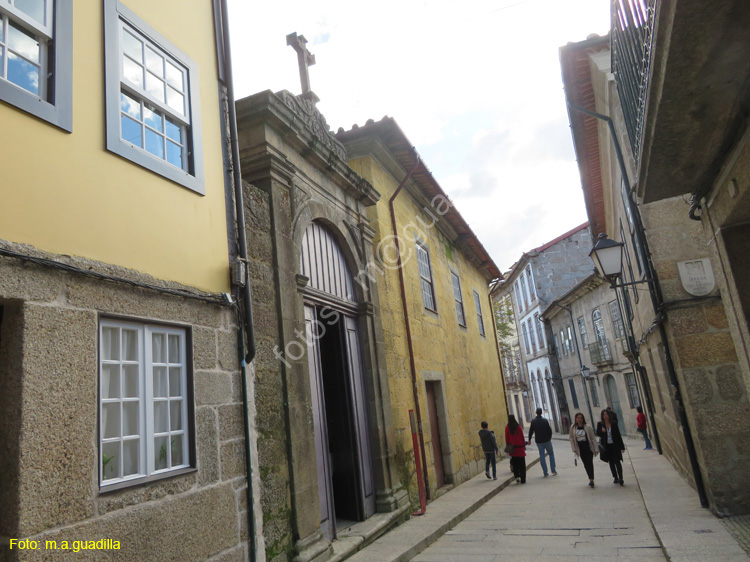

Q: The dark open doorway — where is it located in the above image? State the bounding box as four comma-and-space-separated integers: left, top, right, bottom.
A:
317, 307, 363, 525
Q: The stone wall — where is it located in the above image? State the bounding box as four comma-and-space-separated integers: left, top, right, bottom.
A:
0, 247, 250, 562
242, 181, 294, 562
533, 226, 593, 305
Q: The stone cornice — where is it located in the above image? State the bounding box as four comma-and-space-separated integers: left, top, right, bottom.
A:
235, 90, 380, 207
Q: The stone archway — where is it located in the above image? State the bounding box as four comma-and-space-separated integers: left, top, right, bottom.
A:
300, 221, 375, 540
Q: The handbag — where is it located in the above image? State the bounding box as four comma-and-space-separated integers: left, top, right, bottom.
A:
598, 441, 609, 462
504, 443, 515, 454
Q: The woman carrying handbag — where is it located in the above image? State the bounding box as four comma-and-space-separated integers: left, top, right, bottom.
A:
569, 412, 598, 487
597, 408, 626, 485
505, 415, 527, 483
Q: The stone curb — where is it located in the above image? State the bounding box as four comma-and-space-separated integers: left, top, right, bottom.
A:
347, 455, 540, 562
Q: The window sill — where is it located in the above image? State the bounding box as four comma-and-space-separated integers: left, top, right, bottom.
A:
98, 467, 197, 495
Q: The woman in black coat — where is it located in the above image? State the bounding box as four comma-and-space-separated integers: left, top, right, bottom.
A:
597, 409, 625, 485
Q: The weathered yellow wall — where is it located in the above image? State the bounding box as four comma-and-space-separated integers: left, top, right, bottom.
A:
349, 156, 507, 494
0, 0, 229, 292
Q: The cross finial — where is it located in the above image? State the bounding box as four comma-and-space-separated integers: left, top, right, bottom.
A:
286, 32, 319, 103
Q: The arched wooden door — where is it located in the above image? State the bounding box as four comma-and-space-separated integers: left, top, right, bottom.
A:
300, 222, 375, 540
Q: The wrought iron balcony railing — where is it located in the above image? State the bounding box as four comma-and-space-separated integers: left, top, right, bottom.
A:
589, 339, 613, 365
611, 0, 656, 162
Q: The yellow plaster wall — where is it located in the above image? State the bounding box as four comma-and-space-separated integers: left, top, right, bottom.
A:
349, 156, 507, 491
0, 0, 229, 292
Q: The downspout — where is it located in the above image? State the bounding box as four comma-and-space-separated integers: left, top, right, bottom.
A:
389, 151, 431, 504
218, 0, 258, 559
567, 103, 708, 508
488, 288, 511, 421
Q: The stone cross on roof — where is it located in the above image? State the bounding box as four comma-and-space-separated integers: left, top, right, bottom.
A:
286, 32, 319, 103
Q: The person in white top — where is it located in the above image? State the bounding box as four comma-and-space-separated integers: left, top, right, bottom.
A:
568, 412, 599, 488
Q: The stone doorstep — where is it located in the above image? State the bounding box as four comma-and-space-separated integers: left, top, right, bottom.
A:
329, 503, 411, 562
343, 456, 541, 562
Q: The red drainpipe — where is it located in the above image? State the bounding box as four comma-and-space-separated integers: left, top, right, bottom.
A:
389, 151, 431, 506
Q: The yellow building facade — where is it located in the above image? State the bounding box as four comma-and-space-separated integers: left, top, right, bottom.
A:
338, 119, 508, 498
0, 1, 257, 560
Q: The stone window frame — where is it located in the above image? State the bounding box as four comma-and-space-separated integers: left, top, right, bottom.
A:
589, 378, 600, 407
568, 379, 580, 410
103, 0, 205, 194
472, 290, 485, 337
0, 0, 73, 131
577, 315, 589, 349
626, 371, 640, 408
450, 271, 466, 327
415, 240, 437, 313
528, 318, 537, 352
99, 317, 196, 491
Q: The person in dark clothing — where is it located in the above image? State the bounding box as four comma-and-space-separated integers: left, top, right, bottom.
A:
597, 409, 626, 485
505, 415, 527, 483
478, 421, 498, 480
527, 408, 557, 477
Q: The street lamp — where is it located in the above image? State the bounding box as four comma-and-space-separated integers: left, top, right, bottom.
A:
581, 365, 590, 379
589, 233, 624, 285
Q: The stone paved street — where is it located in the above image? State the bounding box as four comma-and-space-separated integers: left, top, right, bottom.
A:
412, 442, 664, 561
346, 437, 750, 562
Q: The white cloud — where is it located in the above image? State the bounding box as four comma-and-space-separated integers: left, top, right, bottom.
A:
228, 0, 608, 271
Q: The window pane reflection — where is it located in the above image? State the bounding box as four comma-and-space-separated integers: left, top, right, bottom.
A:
8, 52, 39, 95
15, 0, 46, 25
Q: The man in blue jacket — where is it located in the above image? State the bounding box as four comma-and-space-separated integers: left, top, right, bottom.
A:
528, 408, 557, 477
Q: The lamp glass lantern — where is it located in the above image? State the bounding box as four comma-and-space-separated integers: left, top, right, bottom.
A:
581, 365, 591, 379
589, 233, 625, 282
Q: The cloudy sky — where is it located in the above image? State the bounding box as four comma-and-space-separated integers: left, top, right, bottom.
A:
227, 0, 610, 272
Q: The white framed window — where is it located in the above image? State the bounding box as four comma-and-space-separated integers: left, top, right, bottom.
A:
525, 266, 535, 301
608, 300, 626, 339
104, 0, 204, 194
559, 329, 567, 356
0, 0, 72, 130
416, 242, 437, 312
473, 290, 485, 337
522, 322, 530, 354
99, 319, 192, 487
451, 271, 466, 327
534, 313, 545, 349
528, 319, 537, 352
566, 325, 575, 354
577, 316, 588, 349
514, 281, 524, 313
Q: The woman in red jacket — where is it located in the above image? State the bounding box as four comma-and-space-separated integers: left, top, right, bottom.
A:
505, 415, 527, 483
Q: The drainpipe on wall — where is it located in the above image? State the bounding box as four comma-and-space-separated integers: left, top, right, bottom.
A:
217, 1, 259, 559
488, 288, 511, 423
388, 151, 431, 506
567, 103, 708, 508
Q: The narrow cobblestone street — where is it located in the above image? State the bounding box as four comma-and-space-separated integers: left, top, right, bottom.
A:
412, 442, 664, 561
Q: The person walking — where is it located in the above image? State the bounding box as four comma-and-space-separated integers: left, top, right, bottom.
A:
527, 408, 557, 477
478, 421, 498, 480
569, 412, 598, 487
636, 406, 653, 450
505, 415, 527, 484
597, 409, 626, 485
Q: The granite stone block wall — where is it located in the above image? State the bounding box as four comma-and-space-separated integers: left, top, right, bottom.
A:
0, 248, 252, 562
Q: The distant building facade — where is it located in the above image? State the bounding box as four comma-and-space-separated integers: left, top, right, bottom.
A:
544, 275, 641, 434
494, 223, 593, 433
